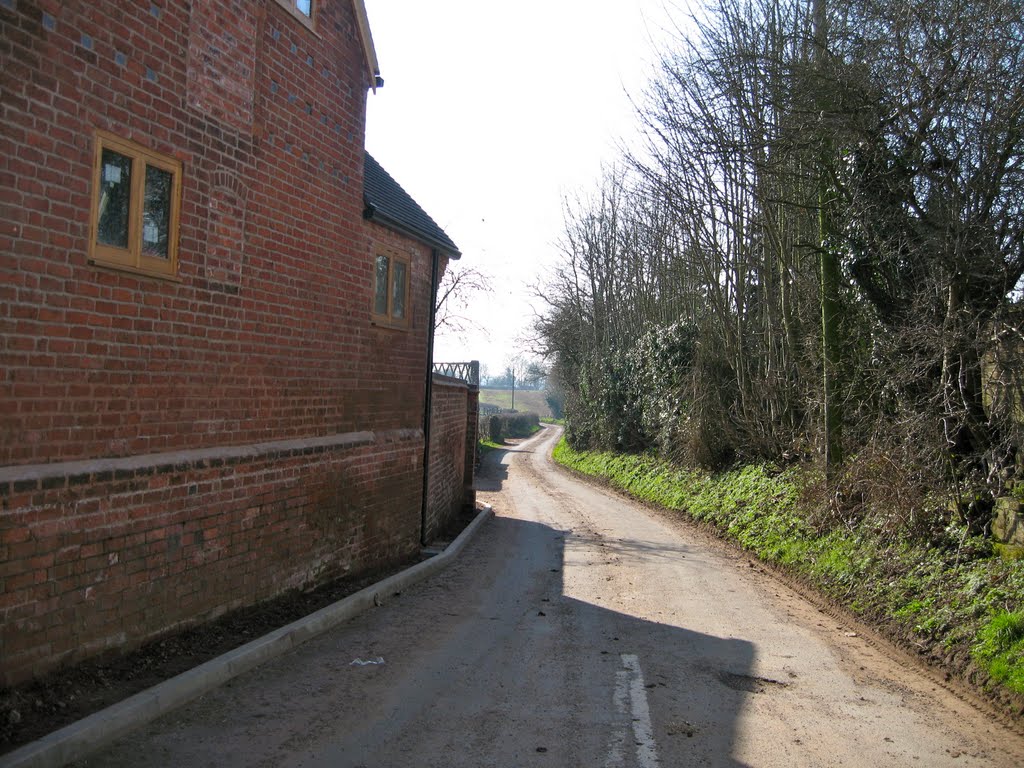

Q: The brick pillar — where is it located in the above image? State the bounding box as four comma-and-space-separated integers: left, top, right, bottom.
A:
464, 385, 479, 510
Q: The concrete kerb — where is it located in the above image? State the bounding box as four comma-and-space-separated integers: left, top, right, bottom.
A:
0, 504, 495, 768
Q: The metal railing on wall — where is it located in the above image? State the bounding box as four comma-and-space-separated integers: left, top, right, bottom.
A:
432, 360, 480, 387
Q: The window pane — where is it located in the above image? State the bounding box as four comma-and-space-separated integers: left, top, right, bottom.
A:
142, 164, 172, 259
296, 0, 312, 17
97, 149, 132, 248
374, 255, 389, 315
391, 260, 407, 320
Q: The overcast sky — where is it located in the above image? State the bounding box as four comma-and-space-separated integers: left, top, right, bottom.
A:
364, 0, 688, 375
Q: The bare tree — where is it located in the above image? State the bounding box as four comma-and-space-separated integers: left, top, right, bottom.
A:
434, 263, 493, 335
829, 0, 1024, 493
536, 0, 1024, 517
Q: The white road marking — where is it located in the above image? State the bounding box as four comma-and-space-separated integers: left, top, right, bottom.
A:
604, 670, 629, 768
605, 654, 661, 767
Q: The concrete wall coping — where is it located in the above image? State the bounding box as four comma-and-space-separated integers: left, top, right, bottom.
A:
0, 429, 424, 486
431, 373, 471, 391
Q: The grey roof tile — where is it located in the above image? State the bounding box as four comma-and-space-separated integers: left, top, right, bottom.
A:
363, 152, 461, 258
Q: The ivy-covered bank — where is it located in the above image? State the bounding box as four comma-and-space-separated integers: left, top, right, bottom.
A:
552, 438, 1024, 713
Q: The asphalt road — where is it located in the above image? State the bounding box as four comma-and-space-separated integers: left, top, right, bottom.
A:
75, 425, 1024, 767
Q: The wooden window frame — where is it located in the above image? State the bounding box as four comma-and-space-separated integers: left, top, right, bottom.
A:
273, 0, 317, 33
88, 130, 182, 280
371, 249, 411, 329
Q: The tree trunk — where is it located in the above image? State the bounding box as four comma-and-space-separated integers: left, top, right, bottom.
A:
814, 0, 843, 471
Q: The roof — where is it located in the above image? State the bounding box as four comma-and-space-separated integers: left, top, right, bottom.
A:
363, 152, 462, 258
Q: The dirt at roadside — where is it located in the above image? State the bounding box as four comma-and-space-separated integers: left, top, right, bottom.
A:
0, 503, 482, 756
0, 559, 421, 754
551, 447, 1024, 731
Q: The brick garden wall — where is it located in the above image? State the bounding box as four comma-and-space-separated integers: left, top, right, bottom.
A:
425, 375, 477, 541
0, 431, 422, 685
465, 387, 479, 494
0, 1, 445, 685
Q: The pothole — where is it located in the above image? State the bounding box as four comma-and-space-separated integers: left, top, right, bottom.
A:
716, 670, 791, 694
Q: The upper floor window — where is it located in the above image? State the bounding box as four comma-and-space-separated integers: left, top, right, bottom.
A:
88, 131, 182, 279
275, 0, 316, 30
373, 251, 410, 327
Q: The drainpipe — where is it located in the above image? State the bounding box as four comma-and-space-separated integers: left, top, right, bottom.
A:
420, 248, 441, 547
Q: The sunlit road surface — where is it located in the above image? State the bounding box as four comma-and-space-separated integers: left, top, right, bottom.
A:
76, 426, 1024, 767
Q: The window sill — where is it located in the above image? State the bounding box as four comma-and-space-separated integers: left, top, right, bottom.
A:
89, 258, 183, 283
371, 317, 410, 331
271, 0, 321, 38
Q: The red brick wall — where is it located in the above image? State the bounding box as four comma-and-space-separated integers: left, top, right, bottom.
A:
0, 432, 423, 685
0, 1, 443, 684
426, 375, 469, 540
363, 221, 437, 426
465, 387, 479, 508
1, 0, 425, 466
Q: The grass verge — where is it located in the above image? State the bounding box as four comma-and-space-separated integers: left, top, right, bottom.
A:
477, 424, 542, 461
552, 438, 1024, 715
478, 389, 552, 417
478, 439, 503, 459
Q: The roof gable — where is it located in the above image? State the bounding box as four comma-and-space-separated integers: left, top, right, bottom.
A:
352, 0, 381, 91
363, 152, 461, 258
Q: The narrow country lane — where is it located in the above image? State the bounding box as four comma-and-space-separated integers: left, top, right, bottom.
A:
75, 425, 1024, 767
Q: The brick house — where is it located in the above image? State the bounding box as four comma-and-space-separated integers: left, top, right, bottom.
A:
0, 0, 467, 686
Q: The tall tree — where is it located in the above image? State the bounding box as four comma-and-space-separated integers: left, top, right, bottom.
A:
813, 0, 844, 469
536, 0, 1024, 510
834, 0, 1024, 478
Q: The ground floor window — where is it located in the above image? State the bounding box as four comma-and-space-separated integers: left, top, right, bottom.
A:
89, 131, 182, 278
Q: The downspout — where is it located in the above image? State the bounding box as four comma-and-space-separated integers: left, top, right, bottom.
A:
420, 248, 441, 547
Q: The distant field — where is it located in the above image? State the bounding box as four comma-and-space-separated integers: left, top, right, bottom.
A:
479, 388, 553, 418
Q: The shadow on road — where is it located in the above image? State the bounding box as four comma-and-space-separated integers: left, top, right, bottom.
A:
569, 529, 697, 563
473, 448, 509, 492
69, 445, 759, 768
474, 426, 554, 493
438, 511, 759, 767
465, 424, 758, 765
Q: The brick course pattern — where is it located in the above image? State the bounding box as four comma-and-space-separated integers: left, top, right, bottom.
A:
0, 1, 448, 684
0, 431, 422, 685
425, 375, 475, 540
0, 0, 416, 465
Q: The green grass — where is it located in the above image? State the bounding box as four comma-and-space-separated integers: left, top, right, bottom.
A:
478, 439, 503, 457
479, 388, 552, 417
552, 437, 1024, 699
974, 611, 1024, 692
478, 424, 541, 454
